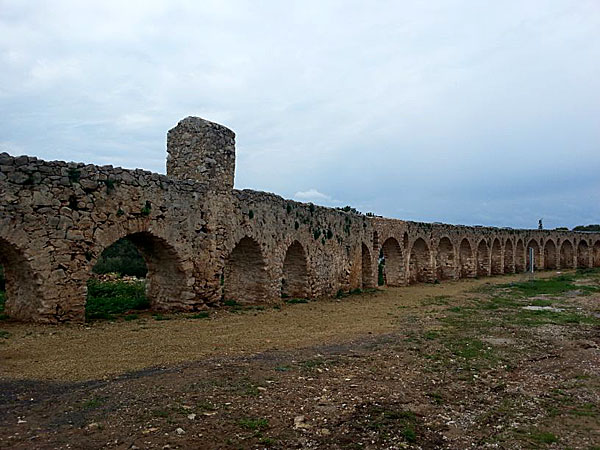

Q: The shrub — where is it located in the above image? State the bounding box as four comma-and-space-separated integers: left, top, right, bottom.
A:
92, 238, 147, 278
86, 279, 148, 320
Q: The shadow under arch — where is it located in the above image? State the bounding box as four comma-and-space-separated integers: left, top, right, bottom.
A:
380, 237, 404, 286
577, 240, 590, 268
361, 243, 374, 289
0, 236, 42, 320
224, 236, 269, 305
544, 239, 557, 270
90, 231, 191, 313
526, 239, 541, 271
409, 237, 432, 284
560, 240, 574, 268
282, 240, 309, 299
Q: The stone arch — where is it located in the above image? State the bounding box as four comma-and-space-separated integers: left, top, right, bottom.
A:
476, 239, 490, 277
380, 237, 404, 286
361, 242, 374, 289
408, 238, 432, 284
491, 238, 502, 275
436, 237, 455, 281
224, 236, 269, 305
459, 238, 475, 278
0, 237, 42, 321
504, 239, 514, 273
544, 239, 557, 270
91, 231, 191, 312
515, 239, 525, 272
526, 239, 541, 271
281, 240, 309, 299
577, 240, 590, 268
594, 241, 600, 268
560, 240, 574, 269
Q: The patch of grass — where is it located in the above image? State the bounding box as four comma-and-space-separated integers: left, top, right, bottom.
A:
152, 409, 170, 418
224, 299, 240, 307
365, 407, 418, 443
446, 337, 493, 360
188, 312, 210, 319
82, 397, 104, 409
86, 279, 148, 321
152, 314, 171, 321
123, 314, 138, 321
0, 290, 4, 312
285, 298, 309, 304
274, 365, 291, 372
0, 330, 9, 339
512, 309, 599, 327
421, 295, 451, 306
528, 431, 558, 444
238, 417, 269, 431
427, 392, 444, 405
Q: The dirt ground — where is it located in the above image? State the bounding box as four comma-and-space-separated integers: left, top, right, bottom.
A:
0, 271, 599, 449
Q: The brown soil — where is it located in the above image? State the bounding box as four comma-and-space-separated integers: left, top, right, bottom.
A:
0, 271, 599, 449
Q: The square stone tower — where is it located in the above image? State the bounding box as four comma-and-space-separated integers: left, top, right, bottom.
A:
167, 117, 236, 192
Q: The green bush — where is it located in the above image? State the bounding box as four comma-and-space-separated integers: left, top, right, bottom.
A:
86, 279, 148, 320
93, 238, 147, 278
0, 290, 5, 314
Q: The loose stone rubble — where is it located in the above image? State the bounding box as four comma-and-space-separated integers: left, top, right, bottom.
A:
0, 117, 599, 323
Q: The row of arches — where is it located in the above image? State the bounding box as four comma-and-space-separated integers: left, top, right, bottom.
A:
375, 235, 600, 287
1, 230, 600, 321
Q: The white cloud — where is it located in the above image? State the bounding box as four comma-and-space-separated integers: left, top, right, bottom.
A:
294, 189, 331, 202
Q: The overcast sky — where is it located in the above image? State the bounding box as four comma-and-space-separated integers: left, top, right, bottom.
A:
1, 1, 599, 229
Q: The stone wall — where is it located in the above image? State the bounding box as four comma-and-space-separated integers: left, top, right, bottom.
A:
1, 117, 599, 323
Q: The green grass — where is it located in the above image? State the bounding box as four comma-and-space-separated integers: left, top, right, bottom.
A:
86, 279, 148, 321
285, 298, 309, 304
238, 417, 269, 431
528, 431, 558, 444
0, 290, 4, 312
0, 330, 9, 339
188, 311, 210, 319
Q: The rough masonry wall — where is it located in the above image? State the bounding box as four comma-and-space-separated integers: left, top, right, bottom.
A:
1, 116, 599, 323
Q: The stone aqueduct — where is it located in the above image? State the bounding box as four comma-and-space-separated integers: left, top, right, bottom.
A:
1, 117, 599, 323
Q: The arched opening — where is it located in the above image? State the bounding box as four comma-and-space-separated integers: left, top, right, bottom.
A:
225, 237, 269, 305
594, 241, 600, 268
436, 237, 455, 281
577, 240, 590, 268
515, 239, 525, 272
526, 239, 541, 271
0, 237, 41, 321
281, 241, 309, 299
560, 240, 574, 269
380, 237, 404, 286
491, 238, 502, 275
89, 232, 189, 320
476, 240, 490, 277
361, 243, 374, 288
504, 239, 514, 273
544, 240, 557, 270
459, 238, 475, 278
409, 238, 432, 284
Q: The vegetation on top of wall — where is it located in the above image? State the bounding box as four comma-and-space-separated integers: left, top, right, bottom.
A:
92, 238, 147, 278
555, 227, 569, 231
337, 205, 362, 215
573, 224, 600, 232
